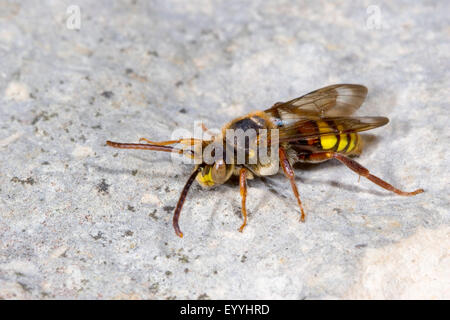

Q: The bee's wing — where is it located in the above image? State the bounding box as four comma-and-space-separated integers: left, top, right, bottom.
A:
277, 116, 389, 142
265, 84, 368, 119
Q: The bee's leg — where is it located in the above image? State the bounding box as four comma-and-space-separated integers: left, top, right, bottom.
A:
139, 137, 202, 146
172, 165, 204, 238
200, 123, 217, 139
201, 123, 209, 133
279, 147, 306, 222
238, 167, 248, 232
332, 153, 424, 196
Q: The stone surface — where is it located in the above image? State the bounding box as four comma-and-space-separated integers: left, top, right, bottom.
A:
0, 0, 448, 299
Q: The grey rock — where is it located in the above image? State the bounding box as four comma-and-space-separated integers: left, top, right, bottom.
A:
0, 0, 448, 299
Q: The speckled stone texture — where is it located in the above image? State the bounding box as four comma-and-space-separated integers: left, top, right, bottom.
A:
0, 0, 448, 299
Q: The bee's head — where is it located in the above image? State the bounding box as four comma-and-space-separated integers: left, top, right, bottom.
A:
196, 159, 234, 187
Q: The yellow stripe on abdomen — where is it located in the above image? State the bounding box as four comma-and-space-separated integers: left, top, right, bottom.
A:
346, 133, 358, 152
336, 125, 348, 151
317, 121, 337, 150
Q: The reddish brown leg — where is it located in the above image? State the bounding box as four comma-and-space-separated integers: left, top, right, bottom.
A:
332, 153, 424, 196
279, 147, 306, 222
172, 166, 203, 238
200, 123, 217, 139
238, 168, 248, 232
201, 123, 209, 133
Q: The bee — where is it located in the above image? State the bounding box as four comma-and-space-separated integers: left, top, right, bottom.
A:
106, 84, 424, 237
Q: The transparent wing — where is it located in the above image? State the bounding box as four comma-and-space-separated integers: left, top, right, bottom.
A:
278, 116, 389, 142
265, 84, 368, 119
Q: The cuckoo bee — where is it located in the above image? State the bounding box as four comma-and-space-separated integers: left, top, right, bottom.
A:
106, 84, 424, 237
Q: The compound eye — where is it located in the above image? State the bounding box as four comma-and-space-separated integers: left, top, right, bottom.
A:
211, 160, 226, 183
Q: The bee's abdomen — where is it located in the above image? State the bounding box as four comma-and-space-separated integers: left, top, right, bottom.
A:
315, 120, 360, 154
290, 120, 361, 160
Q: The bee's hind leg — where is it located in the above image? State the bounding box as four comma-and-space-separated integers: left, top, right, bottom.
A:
331, 152, 424, 196
279, 147, 306, 222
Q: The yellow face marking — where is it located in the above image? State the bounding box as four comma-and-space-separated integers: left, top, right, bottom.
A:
196, 167, 215, 187
336, 125, 348, 152
317, 121, 337, 150
347, 133, 357, 152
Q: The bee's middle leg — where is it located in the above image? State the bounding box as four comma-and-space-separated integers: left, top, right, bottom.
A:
279, 147, 306, 222
238, 167, 248, 232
